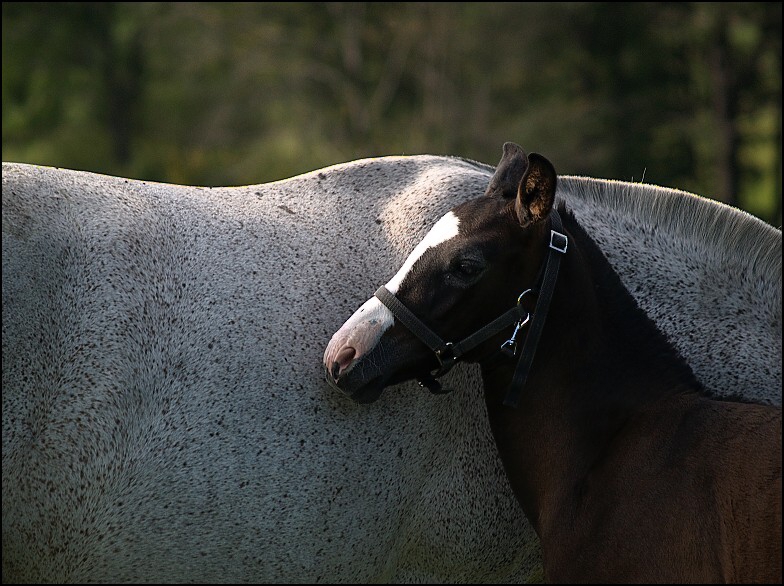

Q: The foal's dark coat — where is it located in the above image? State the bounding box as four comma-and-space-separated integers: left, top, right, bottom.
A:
482, 206, 782, 583
467, 150, 783, 583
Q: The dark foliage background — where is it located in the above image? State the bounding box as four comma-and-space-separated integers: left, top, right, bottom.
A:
3, 2, 781, 225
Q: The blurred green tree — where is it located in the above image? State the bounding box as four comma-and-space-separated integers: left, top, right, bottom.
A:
2, 2, 780, 225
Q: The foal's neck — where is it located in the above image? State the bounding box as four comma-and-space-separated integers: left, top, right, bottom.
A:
480, 209, 702, 537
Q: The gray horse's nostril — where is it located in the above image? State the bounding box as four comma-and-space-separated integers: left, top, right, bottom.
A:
331, 361, 341, 380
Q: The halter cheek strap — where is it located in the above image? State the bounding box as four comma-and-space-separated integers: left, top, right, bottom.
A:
503, 211, 567, 407
374, 210, 568, 407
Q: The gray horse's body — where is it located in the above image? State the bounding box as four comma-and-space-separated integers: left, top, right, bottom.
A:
2, 157, 781, 583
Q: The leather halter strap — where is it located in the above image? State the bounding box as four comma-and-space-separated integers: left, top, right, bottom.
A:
503, 210, 567, 407
374, 209, 568, 407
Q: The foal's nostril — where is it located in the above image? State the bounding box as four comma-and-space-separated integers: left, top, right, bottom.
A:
331, 361, 340, 380
335, 346, 357, 375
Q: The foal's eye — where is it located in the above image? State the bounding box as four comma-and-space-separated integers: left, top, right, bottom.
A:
457, 261, 480, 276
452, 259, 484, 279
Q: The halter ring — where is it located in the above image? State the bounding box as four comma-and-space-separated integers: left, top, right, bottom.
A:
517, 289, 534, 306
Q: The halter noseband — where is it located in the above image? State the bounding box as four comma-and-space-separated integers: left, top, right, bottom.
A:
374, 210, 568, 408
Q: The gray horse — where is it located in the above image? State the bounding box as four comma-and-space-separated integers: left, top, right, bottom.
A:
3, 153, 781, 583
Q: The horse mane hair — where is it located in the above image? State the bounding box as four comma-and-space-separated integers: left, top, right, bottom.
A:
558, 176, 782, 296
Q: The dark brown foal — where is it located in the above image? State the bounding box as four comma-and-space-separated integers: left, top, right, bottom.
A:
480, 208, 782, 583
478, 149, 782, 582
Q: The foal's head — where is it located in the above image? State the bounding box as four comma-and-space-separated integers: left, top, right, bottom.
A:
324, 144, 559, 403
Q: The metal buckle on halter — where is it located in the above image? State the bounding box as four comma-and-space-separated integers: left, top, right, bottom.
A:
433, 342, 457, 376
550, 230, 568, 254
500, 290, 533, 357
417, 343, 457, 394
500, 313, 530, 357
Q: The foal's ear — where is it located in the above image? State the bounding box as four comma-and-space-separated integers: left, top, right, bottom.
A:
514, 153, 557, 227
484, 142, 529, 198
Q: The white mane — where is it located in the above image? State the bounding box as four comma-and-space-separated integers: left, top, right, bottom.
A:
561, 175, 782, 293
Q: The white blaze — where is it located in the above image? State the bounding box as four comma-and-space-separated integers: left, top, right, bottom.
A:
323, 211, 461, 373
386, 211, 461, 293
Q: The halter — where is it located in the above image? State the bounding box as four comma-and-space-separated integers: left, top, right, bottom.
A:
374, 210, 568, 408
